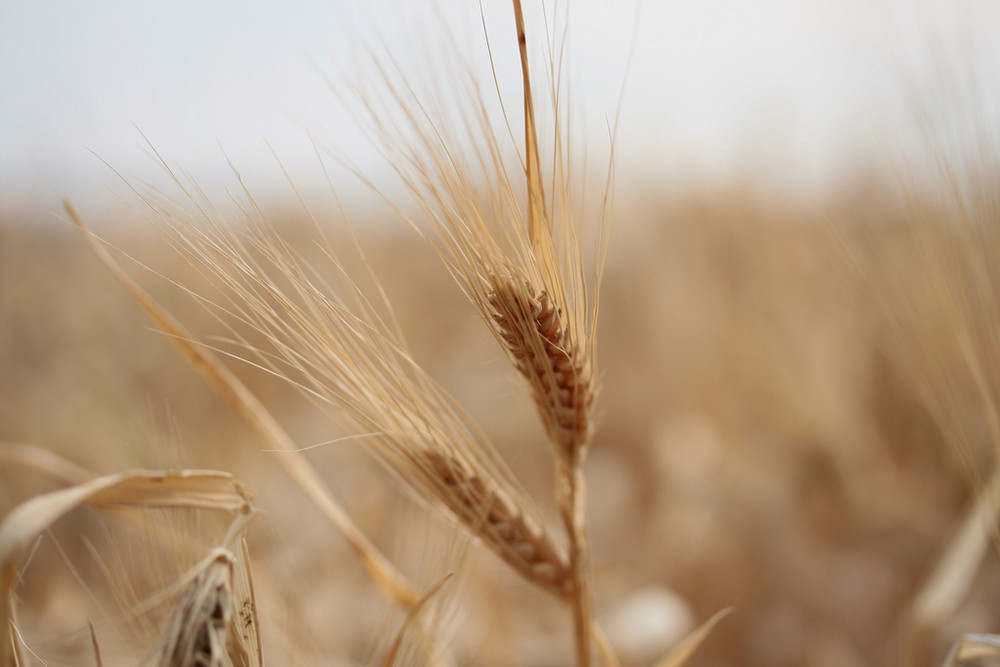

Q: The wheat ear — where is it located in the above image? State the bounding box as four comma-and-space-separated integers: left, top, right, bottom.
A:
488, 272, 594, 664
419, 449, 572, 596
348, 0, 603, 660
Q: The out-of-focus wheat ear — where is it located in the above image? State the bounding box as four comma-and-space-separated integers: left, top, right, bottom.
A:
419, 450, 573, 597
488, 276, 594, 465
157, 548, 236, 667
65, 201, 420, 610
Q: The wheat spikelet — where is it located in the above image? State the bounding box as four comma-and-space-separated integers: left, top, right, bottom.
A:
419, 449, 571, 596
488, 276, 594, 464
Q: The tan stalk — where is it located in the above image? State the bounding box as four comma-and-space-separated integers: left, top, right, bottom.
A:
511, 0, 549, 255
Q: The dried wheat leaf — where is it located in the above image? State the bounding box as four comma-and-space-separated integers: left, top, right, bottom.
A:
0, 468, 249, 666
913, 467, 1000, 632
944, 633, 1000, 665
86, 471, 250, 512
653, 608, 732, 667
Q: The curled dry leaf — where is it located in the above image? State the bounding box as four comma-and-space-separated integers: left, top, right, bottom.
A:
0, 468, 251, 666
944, 633, 1000, 666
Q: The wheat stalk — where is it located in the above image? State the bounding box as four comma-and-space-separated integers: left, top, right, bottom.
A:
349, 2, 606, 660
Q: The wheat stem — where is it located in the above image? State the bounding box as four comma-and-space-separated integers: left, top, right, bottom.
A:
559, 460, 592, 666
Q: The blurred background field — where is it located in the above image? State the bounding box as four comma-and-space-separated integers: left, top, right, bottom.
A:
2, 177, 997, 666
2, 1, 1000, 666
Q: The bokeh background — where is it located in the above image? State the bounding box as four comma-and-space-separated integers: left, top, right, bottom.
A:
2, 1, 1000, 665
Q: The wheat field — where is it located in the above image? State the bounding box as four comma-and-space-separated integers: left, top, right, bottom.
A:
2, 2, 999, 666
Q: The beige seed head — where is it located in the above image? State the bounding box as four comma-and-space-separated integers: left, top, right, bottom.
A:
488, 276, 594, 464
419, 449, 572, 597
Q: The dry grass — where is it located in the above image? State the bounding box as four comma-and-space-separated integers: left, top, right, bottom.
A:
1, 2, 999, 666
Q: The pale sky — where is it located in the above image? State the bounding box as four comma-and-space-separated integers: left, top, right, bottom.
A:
1, 0, 997, 219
